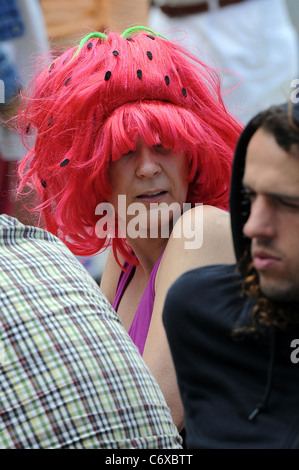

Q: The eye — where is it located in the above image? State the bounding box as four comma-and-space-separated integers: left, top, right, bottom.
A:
276, 198, 299, 210
121, 149, 135, 158
152, 144, 171, 155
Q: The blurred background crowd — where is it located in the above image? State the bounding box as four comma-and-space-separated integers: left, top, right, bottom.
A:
40, 0, 299, 48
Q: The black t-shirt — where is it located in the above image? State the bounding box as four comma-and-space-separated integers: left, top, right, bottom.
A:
163, 264, 299, 449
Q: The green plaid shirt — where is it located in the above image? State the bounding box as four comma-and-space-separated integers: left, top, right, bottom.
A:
0, 215, 182, 449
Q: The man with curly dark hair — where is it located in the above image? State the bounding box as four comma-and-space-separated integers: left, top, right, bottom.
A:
162, 101, 299, 449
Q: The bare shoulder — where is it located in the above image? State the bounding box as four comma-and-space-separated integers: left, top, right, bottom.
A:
175, 204, 232, 239
155, 205, 235, 291
100, 248, 122, 305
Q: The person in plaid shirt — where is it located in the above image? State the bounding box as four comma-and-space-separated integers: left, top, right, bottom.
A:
0, 214, 182, 449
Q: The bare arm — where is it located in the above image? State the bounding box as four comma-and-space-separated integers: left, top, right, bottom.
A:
142, 205, 236, 430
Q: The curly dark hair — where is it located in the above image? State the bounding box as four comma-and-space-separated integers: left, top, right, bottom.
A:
237, 250, 299, 335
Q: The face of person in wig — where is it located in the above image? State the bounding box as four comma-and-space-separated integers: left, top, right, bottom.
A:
107, 138, 189, 239
243, 127, 299, 302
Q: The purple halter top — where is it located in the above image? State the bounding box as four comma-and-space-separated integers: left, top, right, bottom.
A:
112, 252, 164, 355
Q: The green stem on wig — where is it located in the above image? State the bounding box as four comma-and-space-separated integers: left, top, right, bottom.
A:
121, 26, 168, 40
69, 31, 108, 62
68, 27, 167, 64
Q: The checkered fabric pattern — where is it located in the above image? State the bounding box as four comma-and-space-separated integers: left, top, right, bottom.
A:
0, 215, 182, 449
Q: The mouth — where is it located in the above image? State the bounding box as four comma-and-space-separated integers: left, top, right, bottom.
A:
136, 190, 168, 200
252, 251, 281, 271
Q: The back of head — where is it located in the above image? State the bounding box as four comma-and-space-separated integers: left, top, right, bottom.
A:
17, 27, 242, 261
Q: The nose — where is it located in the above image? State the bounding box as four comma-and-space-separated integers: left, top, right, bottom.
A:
243, 195, 276, 241
135, 144, 161, 179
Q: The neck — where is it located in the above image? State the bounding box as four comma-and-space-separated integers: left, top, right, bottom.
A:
126, 236, 167, 277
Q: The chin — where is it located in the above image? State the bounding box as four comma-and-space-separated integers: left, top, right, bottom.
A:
260, 283, 299, 303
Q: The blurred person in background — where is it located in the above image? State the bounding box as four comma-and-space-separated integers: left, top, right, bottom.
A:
149, 0, 298, 124
0, 0, 49, 220
0, 0, 107, 283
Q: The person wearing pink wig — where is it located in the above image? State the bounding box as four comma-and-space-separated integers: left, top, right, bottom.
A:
17, 26, 242, 432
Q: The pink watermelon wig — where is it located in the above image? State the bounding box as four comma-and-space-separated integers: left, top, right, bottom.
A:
17, 26, 242, 264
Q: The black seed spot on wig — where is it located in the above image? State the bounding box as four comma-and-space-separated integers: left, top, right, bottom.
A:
182, 87, 187, 97
126, 37, 132, 41
60, 159, 70, 167
41, 179, 47, 188
26, 123, 31, 134
104, 71, 112, 81
87, 42, 93, 49
137, 69, 142, 79
146, 51, 153, 60
112, 50, 119, 56
65, 77, 71, 86
165, 75, 170, 85
147, 35, 155, 40
48, 116, 53, 126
